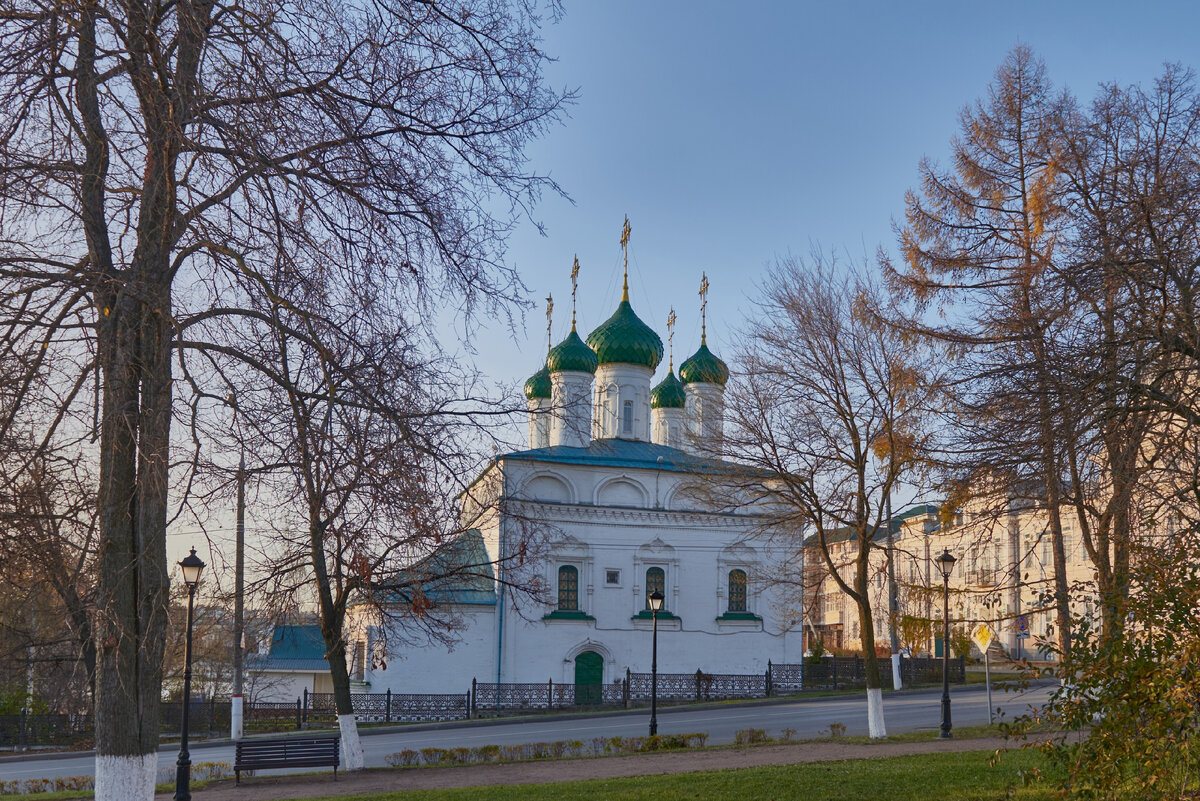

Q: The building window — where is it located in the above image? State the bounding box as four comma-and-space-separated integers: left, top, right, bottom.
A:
728, 569, 747, 612
558, 565, 579, 611
353, 640, 366, 681
645, 566, 665, 609
622, 400, 634, 434
605, 569, 621, 586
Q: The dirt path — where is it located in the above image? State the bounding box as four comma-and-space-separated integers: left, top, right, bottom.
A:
174, 736, 1018, 801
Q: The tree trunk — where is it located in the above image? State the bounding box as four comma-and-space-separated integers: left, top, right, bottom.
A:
311, 523, 364, 771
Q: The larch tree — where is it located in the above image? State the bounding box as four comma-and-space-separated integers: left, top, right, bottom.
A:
0, 2, 569, 797
885, 45, 1077, 658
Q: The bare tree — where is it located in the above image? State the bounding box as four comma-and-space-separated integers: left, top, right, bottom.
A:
723, 254, 938, 738
0, 2, 568, 796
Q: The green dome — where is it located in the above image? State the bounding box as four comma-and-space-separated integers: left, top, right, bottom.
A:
546, 329, 598, 374
586, 300, 664, 369
650, 370, 687, 409
524, 364, 551, 400
679, 342, 729, 387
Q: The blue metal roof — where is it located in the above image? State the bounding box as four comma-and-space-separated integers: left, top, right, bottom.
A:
268, 625, 326, 660
390, 530, 497, 606
502, 438, 744, 474
245, 655, 329, 673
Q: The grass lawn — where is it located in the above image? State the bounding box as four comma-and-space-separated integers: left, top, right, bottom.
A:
300, 749, 1058, 801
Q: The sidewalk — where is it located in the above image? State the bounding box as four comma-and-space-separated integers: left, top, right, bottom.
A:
162, 735, 1024, 801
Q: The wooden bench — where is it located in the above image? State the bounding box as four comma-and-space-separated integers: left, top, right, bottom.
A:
234, 735, 340, 784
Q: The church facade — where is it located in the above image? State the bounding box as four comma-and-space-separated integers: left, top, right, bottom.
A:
351, 266, 803, 697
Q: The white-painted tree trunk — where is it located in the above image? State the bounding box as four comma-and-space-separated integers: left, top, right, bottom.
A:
94, 753, 157, 801
891, 652, 903, 690
338, 714, 364, 770
866, 688, 887, 738
231, 695, 243, 740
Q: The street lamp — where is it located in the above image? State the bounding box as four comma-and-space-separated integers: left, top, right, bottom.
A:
648, 589, 664, 737
175, 547, 205, 801
934, 548, 957, 739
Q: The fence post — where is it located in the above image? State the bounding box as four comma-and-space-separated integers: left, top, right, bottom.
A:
471, 678, 476, 719
694, 669, 701, 702
832, 657, 838, 690
385, 688, 392, 723
624, 668, 630, 709
766, 660, 773, 697
295, 697, 302, 730
302, 687, 308, 727
18, 708, 27, 750
547, 678, 553, 710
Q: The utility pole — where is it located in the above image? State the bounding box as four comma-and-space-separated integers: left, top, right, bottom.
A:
231, 452, 246, 740
885, 492, 902, 689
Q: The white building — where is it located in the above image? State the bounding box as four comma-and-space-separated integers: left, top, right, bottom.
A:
352, 276, 802, 698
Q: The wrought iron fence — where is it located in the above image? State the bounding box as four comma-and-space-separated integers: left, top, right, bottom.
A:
469, 678, 624, 714
779, 655, 966, 691
626, 669, 769, 702
0, 712, 92, 748
304, 690, 469, 723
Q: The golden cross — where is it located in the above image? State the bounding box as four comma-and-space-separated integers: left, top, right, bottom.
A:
570, 255, 580, 329
545, 293, 553, 354
620, 216, 631, 301
667, 307, 677, 371
699, 272, 710, 344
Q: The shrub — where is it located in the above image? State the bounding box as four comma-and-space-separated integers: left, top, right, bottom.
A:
827, 722, 846, 738
420, 747, 448, 765
386, 749, 420, 767
734, 728, 770, 745
475, 744, 501, 762
780, 727, 797, 741
565, 739, 585, 757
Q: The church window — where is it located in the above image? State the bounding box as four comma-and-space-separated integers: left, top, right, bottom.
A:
645, 566, 665, 610
622, 400, 633, 434
727, 569, 747, 612
558, 565, 579, 611
352, 640, 366, 681
605, 569, 621, 586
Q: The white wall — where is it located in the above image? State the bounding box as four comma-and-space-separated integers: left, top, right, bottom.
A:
366, 456, 802, 695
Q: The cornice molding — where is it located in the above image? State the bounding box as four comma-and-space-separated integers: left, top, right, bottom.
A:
507, 499, 760, 528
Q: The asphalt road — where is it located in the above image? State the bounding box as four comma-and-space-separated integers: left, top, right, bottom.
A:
0, 682, 1054, 784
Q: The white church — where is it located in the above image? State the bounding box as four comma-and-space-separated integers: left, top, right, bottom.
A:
351, 243, 802, 697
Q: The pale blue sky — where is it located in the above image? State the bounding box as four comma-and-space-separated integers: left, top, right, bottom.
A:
465, 0, 1200, 400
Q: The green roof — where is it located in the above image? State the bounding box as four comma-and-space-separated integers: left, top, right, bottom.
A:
246, 624, 329, 672
524, 363, 551, 400
396, 530, 497, 606
547, 329, 598, 374
586, 299, 663, 369
650, 370, 687, 409
679, 341, 729, 386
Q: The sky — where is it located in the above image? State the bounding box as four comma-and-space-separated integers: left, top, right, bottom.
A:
173, 1, 1200, 575
466, 1, 1200, 395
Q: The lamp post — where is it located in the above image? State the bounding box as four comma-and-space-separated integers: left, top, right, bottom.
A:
935, 548, 957, 739
175, 547, 205, 801
648, 589, 664, 737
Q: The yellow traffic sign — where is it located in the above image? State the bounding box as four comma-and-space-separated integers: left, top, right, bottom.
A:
971, 622, 995, 653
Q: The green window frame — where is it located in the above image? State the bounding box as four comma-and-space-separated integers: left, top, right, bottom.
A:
645, 566, 665, 610
558, 565, 579, 611
728, 569, 748, 612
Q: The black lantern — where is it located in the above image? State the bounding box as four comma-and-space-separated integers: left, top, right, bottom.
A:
935, 549, 955, 738
648, 590, 664, 736
174, 547, 205, 800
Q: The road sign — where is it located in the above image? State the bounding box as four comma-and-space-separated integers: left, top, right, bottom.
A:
1016, 615, 1029, 632
971, 623, 995, 654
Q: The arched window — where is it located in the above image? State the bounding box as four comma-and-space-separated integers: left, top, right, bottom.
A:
558, 565, 579, 611
622, 400, 634, 434
644, 566, 665, 610
728, 569, 748, 612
